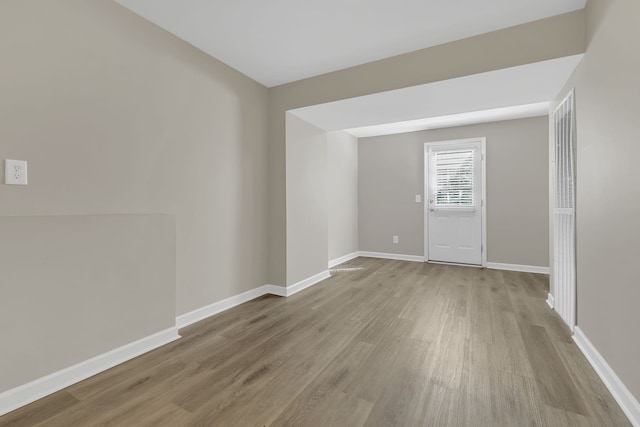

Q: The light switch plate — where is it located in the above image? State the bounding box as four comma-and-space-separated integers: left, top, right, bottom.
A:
5, 159, 28, 185
415, 195, 422, 203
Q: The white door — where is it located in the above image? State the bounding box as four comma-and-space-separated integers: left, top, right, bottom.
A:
425, 139, 485, 266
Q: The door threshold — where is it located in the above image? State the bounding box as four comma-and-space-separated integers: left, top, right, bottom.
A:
427, 260, 484, 268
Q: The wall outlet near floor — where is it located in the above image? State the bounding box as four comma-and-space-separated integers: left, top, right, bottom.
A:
5, 159, 28, 185
393, 235, 399, 244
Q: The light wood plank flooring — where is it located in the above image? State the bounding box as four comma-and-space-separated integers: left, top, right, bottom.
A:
0, 258, 631, 426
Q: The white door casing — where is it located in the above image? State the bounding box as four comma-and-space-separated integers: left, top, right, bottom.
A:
424, 138, 486, 266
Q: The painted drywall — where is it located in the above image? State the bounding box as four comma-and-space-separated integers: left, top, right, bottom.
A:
327, 131, 358, 262
0, 0, 268, 391
286, 114, 328, 285
0, 0, 269, 314
359, 117, 549, 267
0, 215, 175, 391
268, 11, 586, 285
551, 0, 640, 402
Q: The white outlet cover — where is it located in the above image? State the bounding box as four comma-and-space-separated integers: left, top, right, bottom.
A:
415, 194, 422, 203
5, 159, 28, 185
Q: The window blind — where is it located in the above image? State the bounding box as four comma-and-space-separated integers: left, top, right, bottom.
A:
434, 149, 475, 207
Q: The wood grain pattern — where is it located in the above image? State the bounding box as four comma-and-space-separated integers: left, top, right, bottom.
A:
0, 258, 631, 426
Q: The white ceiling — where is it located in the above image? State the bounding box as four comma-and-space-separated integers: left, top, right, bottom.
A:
289, 55, 583, 137
114, 0, 586, 87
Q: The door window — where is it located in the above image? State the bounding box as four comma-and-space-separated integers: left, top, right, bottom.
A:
433, 149, 475, 208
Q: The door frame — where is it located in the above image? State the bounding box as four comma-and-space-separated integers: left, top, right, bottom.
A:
423, 137, 487, 267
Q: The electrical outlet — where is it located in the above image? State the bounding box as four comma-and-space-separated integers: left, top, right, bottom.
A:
415, 195, 422, 203
5, 159, 28, 185
393, 235, 399, 244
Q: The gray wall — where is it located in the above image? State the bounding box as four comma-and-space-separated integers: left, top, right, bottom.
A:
286, 114, 328, 285
0, 0, 268, 392
0, 215, 175, 391
268, 11, 586, 285
551, 0, 640, 401
327, 131, 359, 261
359, 117, 549, 267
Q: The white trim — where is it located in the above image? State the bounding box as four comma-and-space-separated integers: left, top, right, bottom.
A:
285, 270, 331, 297
0, 327, 180, 417
0, 268, 332, 417
176, 285, 274, 329
573, 327, 640, 427
164, 270, 333, 331
264, 284, 287, 297
547, 293, 555, 309
424, 138, 487, 268
358, 251, 425, 263
328, 251, 360, 268
486, 262, 550, 274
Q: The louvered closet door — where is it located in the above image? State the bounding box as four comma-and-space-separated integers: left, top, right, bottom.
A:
553, 91, 576, 330
427, 140, 483, 265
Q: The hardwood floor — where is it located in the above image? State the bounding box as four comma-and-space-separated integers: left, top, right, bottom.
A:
0, 258, 630, 426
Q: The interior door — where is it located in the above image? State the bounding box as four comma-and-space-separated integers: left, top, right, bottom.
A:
426, 139, 484, 265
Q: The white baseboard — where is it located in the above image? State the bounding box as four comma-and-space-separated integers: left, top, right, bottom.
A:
176, 271, 330, 329
358, 251, 424, 263
573, 327, 640, 427
0, 327, 180, 417
264, 284, 287, 297
328, 251, 360, 268
176, 285, 273, 329
0, 268, 331, 417
547, 293, 555, 309
284, 270, 331, 297
486, 262, 550, 274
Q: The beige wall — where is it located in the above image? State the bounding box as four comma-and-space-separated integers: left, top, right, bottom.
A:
0, 0, 269, 313
0, 215, 175, 392
1, 0, 268, 391
359, 117, 549, 266
551, 0, 640, 401
286, 114, 328, 285
327, 131, 359, 261
268, 11, 586, 285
